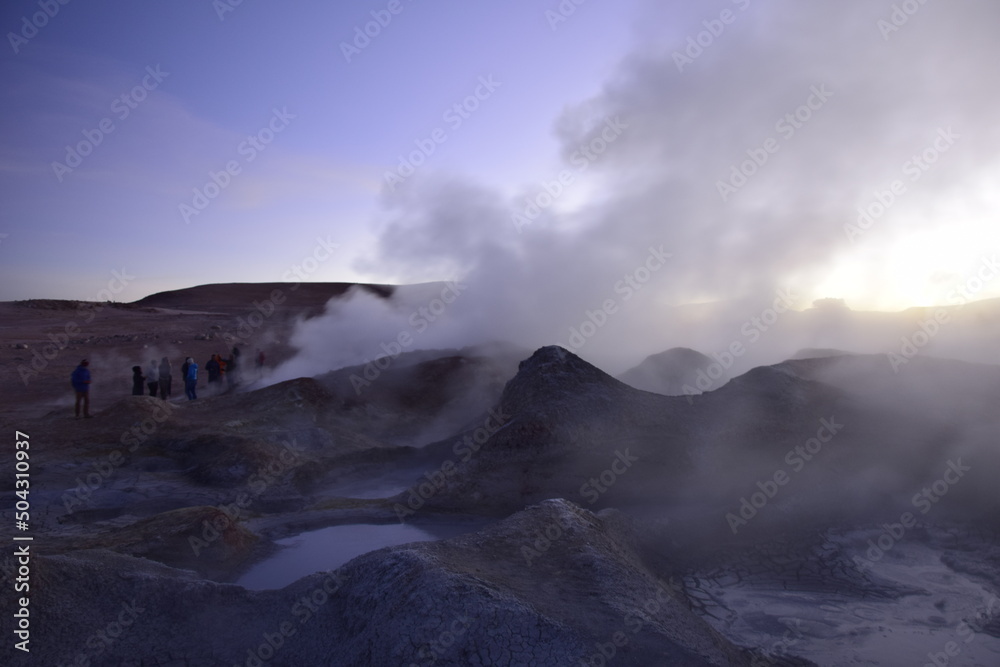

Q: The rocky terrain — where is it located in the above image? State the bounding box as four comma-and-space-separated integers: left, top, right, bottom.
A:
3, 285, 1000, 665
26, 501, 794, 666
415, 346, 1000, 527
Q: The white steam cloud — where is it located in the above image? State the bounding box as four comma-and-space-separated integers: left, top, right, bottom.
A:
271, 0, 1000, 381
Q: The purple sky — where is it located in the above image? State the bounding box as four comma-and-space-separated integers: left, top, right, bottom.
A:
0, 0, 636, 300
1, 0, 998, 312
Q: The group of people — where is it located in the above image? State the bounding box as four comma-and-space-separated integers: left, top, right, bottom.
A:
131, 357, 174, 398
71, 349, 268, 417
130, 348, 267, 401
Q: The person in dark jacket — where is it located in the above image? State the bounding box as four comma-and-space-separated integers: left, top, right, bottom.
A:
158, 357, 172, 399
206, 355, 221, 384
145, 359, 160, 397
131, 366, 145, 396
184, 357, 198, 400
226, 347, 239, 388
71, 359, 92, 418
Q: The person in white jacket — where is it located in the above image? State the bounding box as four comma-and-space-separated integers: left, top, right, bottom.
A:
145, 359, 160, 397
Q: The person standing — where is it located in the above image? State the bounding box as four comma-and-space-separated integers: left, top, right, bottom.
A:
145, 359, 160, 397
255, 349, 265, 378
206, 354, 221, 384
132, 366, 145, 396
158, 357, 172, 399
226, 347, 239, 388
71, 359, 92, 419
184, 357, 198, 400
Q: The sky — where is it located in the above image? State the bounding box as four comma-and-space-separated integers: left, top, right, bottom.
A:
1, 0, 999, 315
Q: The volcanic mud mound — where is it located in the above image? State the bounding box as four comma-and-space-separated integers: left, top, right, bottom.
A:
619, 347, 722, 395
29, 499, 790, 666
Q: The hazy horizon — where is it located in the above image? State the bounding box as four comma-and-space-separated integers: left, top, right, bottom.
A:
11, 278, 1000, 317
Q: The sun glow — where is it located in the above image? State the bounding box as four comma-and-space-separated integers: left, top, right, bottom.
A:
814, 216, 1000, 312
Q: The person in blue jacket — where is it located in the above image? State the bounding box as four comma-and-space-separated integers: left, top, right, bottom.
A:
71, 359, 92, 418
184, 357, 198, 400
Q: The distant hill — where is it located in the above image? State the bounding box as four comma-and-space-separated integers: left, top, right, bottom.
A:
132, 282, 394, 313
618, 347, 718, 395
789, 348, 852, 360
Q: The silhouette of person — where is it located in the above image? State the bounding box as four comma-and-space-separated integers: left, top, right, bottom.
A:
158, 357, 172, 399
227, 347, 240, 388
206, 355, 221, 383
145, 359, 160, 397
71, 359, 92, 418
131, 366, 145, 396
